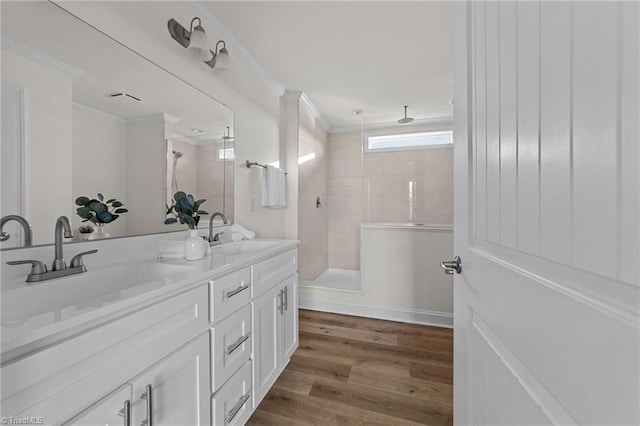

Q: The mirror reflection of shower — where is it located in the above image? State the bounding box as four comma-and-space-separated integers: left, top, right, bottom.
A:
171, 150, 183, 194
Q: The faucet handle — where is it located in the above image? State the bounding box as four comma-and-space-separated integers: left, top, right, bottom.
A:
70, 249, 98, 268
214, 232, 225, 242
7, 260, 47, 274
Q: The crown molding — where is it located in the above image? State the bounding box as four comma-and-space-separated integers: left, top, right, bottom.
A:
182, 1, 331, 133
329, 116, 454, 134
301, 93, 330, 132
1, 37, 85, 77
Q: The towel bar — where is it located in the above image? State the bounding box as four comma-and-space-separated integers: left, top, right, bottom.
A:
245, 160, 287, 175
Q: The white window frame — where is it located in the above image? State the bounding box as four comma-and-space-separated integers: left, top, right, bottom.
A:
217, 146, 235, 161
363, 127, 453, 153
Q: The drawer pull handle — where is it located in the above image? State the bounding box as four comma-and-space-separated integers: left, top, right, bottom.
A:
117, 400, 131, 426
283, 286, 288, 311
226, 333, 250, 355
279, 289, 284, 315
226, 392, 251, 424
140, 384, 153, 426
225, 283, 249, 299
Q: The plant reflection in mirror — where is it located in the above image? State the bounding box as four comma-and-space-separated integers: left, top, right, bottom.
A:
75, 193, 128, 224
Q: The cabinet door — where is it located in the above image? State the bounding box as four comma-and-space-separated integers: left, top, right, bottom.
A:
130, 333, 210, 426
280, 275, 298, 364
63, 385, 131, 426
251, 285, 281, 407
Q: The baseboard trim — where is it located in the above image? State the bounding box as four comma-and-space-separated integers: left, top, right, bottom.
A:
298, 298, 453, 329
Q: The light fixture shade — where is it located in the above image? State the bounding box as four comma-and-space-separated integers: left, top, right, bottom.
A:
187, 26, 212, 61
214, 47, 231, 73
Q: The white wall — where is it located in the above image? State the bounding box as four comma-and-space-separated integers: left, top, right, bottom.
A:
55, 1, 287, 238
125, 115, 168, 236
72, 105, 128, 238
1, 50, 73, 244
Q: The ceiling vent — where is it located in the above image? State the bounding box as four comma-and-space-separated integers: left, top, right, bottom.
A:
109, 92, 143, 103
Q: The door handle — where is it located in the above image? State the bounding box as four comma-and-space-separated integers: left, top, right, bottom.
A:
117, 400, 131, 426
140, 384, 153, 426
283, 286, 288, 311
440, 256, 462, 275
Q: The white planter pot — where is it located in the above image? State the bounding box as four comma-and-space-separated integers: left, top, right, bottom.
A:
184, 229, 206, 260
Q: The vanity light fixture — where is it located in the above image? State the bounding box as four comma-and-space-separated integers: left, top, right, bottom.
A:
167, 17, 230, 71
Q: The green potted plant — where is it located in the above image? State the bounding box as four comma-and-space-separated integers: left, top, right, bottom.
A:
75, 193, 128, 239
165, 191, 208, 260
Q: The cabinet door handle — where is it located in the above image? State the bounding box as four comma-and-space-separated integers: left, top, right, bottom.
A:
225, 283, 249, 299
226, 392, 251, 424
226, 333, 250, 356
117, 400, 131, 426
283, 286, 288, 311
279, 289, 284, 315
140, 384, 153, 426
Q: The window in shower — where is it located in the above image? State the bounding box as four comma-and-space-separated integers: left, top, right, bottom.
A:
218, 146, 235, 161
365, 130, 453, 153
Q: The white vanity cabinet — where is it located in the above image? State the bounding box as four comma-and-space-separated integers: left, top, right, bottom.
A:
64, 333, 210, 426
129, 333, 210, 426
251, 252, 299, 407
63, 386, 132, 426
1, 242, 298, 426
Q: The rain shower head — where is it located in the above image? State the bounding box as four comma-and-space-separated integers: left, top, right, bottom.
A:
172, 150, 183, 159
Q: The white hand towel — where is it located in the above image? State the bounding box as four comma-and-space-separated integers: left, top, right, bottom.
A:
261, 165, 286, 208
231, 232, 243, 242
230, 223, 256, 240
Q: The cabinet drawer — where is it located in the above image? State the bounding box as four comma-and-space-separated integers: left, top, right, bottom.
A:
251, 249, 297, 297
211, 305, 251, 392
2, 285, 208, 421
210, 267, 251, 323
212, 360, 253, 426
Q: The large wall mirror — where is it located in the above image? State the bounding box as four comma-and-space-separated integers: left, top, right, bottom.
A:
0, 1, 234, 248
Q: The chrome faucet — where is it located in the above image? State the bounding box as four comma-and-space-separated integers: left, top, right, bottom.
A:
53, 216, 73, 271
6, 215, 98, 283
0, 215, 33, 246
208, 212, 228, 245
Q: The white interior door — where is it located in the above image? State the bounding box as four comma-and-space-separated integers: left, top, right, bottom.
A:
1, 83, 25, 247
452, 1, 639, 425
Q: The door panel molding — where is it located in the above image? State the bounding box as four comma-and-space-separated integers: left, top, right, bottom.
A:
471, 311, 574, 425
470, 244, 639, 327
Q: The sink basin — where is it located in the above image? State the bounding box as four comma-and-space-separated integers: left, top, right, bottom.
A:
211, 240, 278, 256
1, 261, 196, 327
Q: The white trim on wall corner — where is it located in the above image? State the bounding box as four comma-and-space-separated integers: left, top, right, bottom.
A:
1, 37, 85, 77
299, 298, 454, 329
182, 2, 331, 133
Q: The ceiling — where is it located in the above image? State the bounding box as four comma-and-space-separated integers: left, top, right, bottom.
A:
204, 1, 453, 130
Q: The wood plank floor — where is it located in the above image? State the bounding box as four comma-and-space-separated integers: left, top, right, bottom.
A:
247, 309, 454, 425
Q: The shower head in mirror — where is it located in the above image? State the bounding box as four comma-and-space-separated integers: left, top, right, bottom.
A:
172, 150, 183, 159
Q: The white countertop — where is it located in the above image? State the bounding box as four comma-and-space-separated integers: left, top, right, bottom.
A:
1, 238, 297, 362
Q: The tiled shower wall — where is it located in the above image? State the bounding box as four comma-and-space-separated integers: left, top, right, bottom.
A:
298, 106, 329, 282
328, 130, 453, 271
